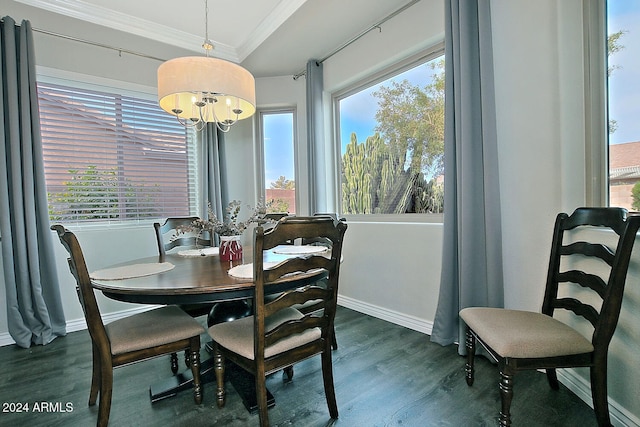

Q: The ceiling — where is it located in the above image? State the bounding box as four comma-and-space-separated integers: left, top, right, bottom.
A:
13, 0, 421, 78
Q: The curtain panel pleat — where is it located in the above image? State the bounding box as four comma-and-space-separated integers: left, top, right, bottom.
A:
430, 0, 504, 352
1, 16, 66, 348
200, 124, 226, 246
306, 59, 324, 214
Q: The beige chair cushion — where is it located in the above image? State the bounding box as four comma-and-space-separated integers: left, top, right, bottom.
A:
459, 307, 594, 358
209, 307, 321, 360
106, 305, 205, 356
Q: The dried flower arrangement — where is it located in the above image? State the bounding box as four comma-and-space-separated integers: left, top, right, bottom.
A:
179, 200, 267, 237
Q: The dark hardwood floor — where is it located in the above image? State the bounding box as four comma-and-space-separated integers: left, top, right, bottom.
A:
0, 307, 597, 426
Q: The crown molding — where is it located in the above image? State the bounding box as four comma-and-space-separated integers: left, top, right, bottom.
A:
16, 0, 239, 61
236, 0, 307, 61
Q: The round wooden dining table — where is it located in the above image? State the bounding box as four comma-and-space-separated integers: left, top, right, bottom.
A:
91, 253, 254, 305
89, 249, 327, 410
91, 250, 325, 305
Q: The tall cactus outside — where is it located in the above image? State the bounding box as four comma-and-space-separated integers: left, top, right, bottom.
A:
341, 133, 443, 214
341, 135, 367, 213
340, 58, 445, 214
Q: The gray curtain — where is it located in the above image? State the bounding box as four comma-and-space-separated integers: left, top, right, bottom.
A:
306, 59, 324, 214
430, 0, 503, 352
0, 16, 66, 348
200, 124, 226, 245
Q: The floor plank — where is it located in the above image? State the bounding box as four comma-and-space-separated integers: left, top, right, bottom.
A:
0, 307, 597, 426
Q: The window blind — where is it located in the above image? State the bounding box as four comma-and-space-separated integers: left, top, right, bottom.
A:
38, 81, 196, 225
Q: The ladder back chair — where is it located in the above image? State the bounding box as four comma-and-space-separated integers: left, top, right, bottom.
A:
154, 216, 212, 257
208, 216, 347, 427
154, 217, 216, 372
52, 225, 204, 427
459, 207, 640, 427
297, 212, 346, 351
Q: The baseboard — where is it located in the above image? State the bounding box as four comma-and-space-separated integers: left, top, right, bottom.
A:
337, 294, 433, 335
558, 369, 640, 427
0, 332, 16, 347
0, 305, 158, 348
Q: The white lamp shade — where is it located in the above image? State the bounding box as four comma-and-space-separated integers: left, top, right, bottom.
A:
158, 56, 256, 123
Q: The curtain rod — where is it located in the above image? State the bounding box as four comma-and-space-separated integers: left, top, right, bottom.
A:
292, 0, 421, 80
32, 27, 167, 62
0, 18, 166, 62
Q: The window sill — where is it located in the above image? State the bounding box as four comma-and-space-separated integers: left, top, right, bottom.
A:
342, 213, 443, 224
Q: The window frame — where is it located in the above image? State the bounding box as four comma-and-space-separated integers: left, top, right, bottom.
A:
331, 42, 445, 223
255, 108, 299, 214
36, 66, 199, 229
584, 0, 609, 206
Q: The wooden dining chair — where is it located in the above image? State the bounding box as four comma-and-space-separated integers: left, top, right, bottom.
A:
460, 207, 640, 427
208, 216, 347, 427
154, 216, 212, 257
52, 225, 204, 427
297, 212, 346, 351
154, 217, 216, 372
261, 212, 289, 223
154, 217, 215, 321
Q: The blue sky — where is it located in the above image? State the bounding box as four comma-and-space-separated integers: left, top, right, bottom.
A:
608, 0, 640, 145
262, 112, 294, 187
338, 62, 438, 153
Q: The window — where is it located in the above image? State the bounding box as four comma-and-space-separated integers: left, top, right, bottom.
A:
607, 1, 640, 210
38, 80, 196, 224
260, 110, 296, 214
335, 52, 445, 215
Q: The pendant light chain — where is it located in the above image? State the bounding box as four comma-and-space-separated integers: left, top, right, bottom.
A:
202, 0, 213, 55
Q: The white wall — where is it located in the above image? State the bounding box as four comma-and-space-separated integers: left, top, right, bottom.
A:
337, 220, 442, 332
492, 0, 566, 310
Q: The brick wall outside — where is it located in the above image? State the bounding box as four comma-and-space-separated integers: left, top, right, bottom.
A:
609, 141, 640, 211
265, 189, 296, 214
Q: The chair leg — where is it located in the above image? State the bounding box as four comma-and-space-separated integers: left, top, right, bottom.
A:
321, 348, 339, 419
590, 364, 612, 427
170, 352, 179, 374
188, 339, 202, 405
283, 366, 294, 382
89, 345, 100, 406
256, 366, 270, 427
464, 328, 476, 386
184, 349, 191, 368
213, 345, 226, 408
498, 370, 514, 427
97, 359, 113, 427
331, 325, 338, 350
546, 368, 559, 390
